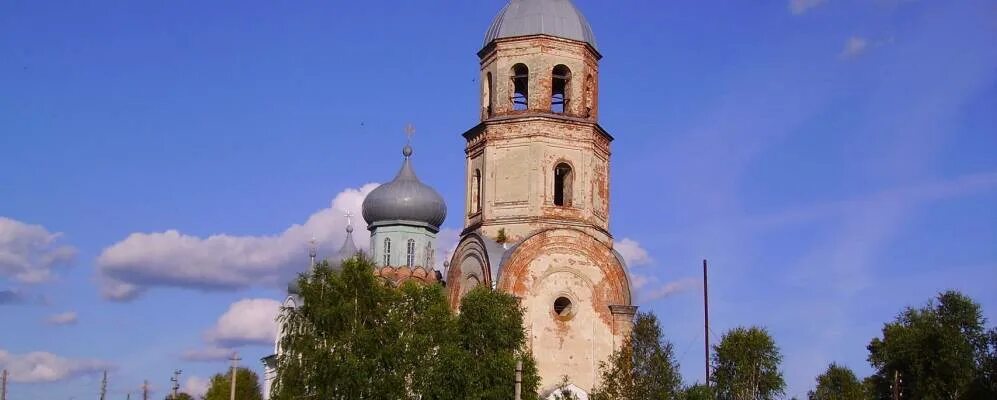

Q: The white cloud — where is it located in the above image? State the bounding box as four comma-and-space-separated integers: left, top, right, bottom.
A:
611, 238, 692, 302
182, 346, 235, 362
840, 36, 869, 59
789, 0, 827, 15
96, 184, 378, 300
205, 298, 281, 346
641, 278, 699, 302
183, 376, 211, 398
0, 348, 111, 383
614, 238, 652, 267
630, 274, 651, 290
0, 217, 77, 283
46, 311, 78, 325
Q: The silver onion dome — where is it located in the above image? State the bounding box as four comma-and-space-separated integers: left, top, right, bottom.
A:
484, 0, 597, 49
362, 145, 447, 232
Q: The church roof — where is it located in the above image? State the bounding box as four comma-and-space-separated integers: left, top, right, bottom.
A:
288, 221, 359, 295
484, 0, 597, 49
362, 144, 447, 232
331, 223, 358, 265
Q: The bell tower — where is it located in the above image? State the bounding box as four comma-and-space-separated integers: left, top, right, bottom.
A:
448, 0, 636, 396
466, 4, 609, 245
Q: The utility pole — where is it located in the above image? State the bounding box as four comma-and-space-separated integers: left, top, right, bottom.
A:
230, 352, 241, 400
704, 259, 711, 386
514, 359, 522, 400
142, 379, 149, 400
2, 368, 8, 400
308, 236, 317, 270
99, 370, 107, 400
171, 369, 182, 399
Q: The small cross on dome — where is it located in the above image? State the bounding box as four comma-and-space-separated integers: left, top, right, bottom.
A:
402, 124, 415, 158
404, 123, 416, 142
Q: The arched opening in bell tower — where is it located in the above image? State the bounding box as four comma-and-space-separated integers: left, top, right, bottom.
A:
554, 163, 574, 207
471, 169, 482, 213
551, 65, 571, 114
511, 64, 530, 111
483, 72, 493, 117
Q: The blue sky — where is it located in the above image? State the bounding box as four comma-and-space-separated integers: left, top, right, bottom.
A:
1, 0, 995, 398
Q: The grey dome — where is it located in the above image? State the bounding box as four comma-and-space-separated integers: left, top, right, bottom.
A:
484, 0, 597, 48
362, 145, 447, 231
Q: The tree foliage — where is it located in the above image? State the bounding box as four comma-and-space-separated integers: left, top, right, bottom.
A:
711, 326, 785, 400
272, 257, 538, 400
684, 383, 715, 400
452, 286, 540, 400
589, 312, 683, 400
203, 367, 262, 400
807, 363, 864, 400
974, 328, 997, 397
866, 290, 995, 399
165, 393, 194, 400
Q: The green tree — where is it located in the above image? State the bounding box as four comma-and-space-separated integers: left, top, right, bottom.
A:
807, 363, 864, 400
203, 367, 262, 400
274, 258, 427, 399
711, 326, 785, 400
969, 328, 997, 397
165, 393, 194, 400
272, 257, 539, 400
453, 286, 540, 400
867, 290, 994, 400
589, 312, 683, 400
684, 383, 715, 400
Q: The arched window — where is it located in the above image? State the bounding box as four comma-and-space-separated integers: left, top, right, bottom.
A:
406, 239, 416, 267
383, 238, 392, 266
554, 163, 573, 207
551, 65, 571, 114
511, 64, 529, 111
483, 72, 493, 117
425, 242, 434, 269
471, 169, 482, 213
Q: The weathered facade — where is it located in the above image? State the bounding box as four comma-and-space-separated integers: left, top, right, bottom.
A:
447, 0, 636, 396
263, 1, 634, 398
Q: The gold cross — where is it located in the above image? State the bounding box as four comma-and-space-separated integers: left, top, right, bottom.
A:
404, 123, 416, 142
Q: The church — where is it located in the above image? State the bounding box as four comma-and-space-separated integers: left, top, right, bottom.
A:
264, 0, 636, 398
